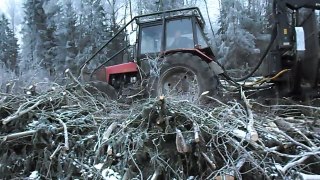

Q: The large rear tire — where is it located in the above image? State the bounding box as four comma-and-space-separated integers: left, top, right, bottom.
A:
86, 81, 118, 100
157, 52, 219, 101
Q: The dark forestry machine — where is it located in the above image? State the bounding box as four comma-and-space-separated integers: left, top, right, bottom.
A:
81, 0, 320, 101
262, 0, 320, 98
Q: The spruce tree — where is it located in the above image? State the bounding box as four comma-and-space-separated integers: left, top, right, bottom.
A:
55, 0, 78, 72
20, 0, 58, 77
216, 0, 257, 73
0, 14, 19, 74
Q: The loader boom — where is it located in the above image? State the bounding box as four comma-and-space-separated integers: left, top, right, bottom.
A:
263, 0, 320, 97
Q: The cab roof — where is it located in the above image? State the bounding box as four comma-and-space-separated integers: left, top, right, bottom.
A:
135, 7, 206, 27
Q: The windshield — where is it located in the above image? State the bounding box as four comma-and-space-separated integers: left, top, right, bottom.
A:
166, 18, 194, 50
140, 25, 162, 54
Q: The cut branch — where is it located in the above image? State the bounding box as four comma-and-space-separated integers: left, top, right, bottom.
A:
57, 118, 69, 151
102, 122, 118, 143
201, 152, 216, 170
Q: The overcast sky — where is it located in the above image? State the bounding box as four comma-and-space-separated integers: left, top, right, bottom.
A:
0, 0, 219, 21
0, 0, 220, 37
0, 0, 23, 14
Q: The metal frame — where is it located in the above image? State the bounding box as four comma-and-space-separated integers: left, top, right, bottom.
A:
80, 7, 206, 71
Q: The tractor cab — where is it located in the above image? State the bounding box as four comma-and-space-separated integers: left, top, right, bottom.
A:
137, 9, 212, 59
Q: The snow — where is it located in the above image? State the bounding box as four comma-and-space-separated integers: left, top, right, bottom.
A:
101, 168, 121, 180
94, 164, 121, 180
28, 120, 39, 127
29, 171, 39, 180
94, 163, 104, 170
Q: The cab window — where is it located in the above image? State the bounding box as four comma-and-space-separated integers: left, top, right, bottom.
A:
140, 25, 162, 54
166, 18, 194, 50
196, 24, 208, 48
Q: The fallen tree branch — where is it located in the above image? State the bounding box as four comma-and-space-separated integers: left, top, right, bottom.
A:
65, 69, 92, 96
275, 118, 317, 147
2, 99, 43, 125
57, 118, 69, 151
275, 155, 309, 174
297, 172, 320, 180
215, 154, 247, 180
150, 168, 161, 180
0, 130, 36, 142
240, 89, 259, 142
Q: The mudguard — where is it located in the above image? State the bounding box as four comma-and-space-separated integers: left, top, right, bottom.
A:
163, 48, 224, 75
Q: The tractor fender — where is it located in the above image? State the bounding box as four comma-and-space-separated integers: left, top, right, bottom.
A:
209, 61, 224, 75
163, 49, 224, 75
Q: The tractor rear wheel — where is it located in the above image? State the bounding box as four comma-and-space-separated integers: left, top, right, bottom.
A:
157, 52, 219, 102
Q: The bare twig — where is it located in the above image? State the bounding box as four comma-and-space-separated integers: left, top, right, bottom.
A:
275, 155, 309, 174
50, 144, 62, 160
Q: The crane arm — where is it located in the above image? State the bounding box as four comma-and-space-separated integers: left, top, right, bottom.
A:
273, 0, 320, 49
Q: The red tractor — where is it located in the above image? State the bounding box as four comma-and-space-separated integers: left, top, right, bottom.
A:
81, 7, 223, 101
82, 2, 320, 101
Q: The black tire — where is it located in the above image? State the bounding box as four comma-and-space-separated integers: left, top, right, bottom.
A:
86, 81, 118, 100
156, 52, 219, 101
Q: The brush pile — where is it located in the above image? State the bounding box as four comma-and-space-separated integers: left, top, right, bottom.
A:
1, 79, 320, 180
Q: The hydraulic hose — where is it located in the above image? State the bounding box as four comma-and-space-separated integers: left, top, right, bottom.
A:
219, 0, 279, 84
222, 24, 278, 83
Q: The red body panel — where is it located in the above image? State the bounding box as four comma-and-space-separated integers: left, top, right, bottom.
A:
98, 49, 212, 83
105, 62, 138, 82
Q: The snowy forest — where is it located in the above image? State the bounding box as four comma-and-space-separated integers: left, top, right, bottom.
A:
0, 0, 274, 89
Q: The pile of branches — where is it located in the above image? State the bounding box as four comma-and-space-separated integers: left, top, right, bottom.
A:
1, 78, 320, 179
